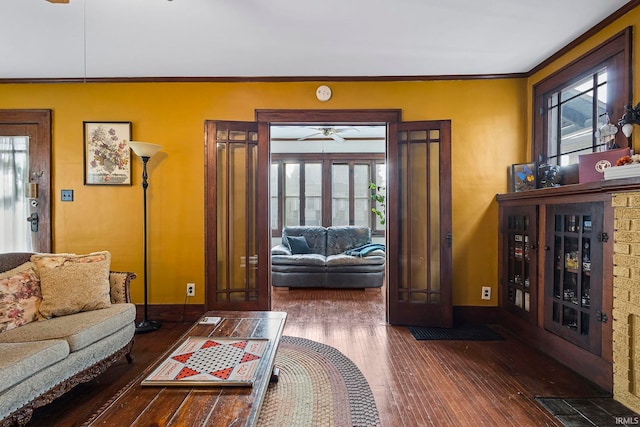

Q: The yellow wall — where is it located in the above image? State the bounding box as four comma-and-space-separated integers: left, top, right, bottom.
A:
0, 78, 526, 306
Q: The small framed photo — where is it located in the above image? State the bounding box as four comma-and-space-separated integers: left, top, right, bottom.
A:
511, 162, 537, 192
84, 121, 132, 185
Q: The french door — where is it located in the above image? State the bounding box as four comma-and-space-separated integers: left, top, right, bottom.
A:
204, 111, 452, 328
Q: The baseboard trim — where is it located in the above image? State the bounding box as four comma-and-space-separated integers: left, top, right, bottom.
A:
453, 306, 501, 325
135, 304, 206, 323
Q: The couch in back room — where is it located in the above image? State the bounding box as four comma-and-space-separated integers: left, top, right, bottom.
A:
271, 226, 385, 288
0, 251, 137, 426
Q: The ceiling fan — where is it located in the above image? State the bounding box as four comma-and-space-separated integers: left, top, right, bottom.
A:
297, 127, 360, 143
46, 0, 70, 3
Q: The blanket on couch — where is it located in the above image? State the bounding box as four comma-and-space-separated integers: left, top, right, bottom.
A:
344, 243, 386, 257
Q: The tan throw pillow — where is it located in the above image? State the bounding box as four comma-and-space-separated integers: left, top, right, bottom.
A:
0, 262, 43, 332
32, 251, 112, 318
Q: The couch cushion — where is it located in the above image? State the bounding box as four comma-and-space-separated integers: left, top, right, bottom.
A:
326, 226, 371, 255
32, 251, 112, 318
282, 226, 327, 255
271, 253, 327, 267
0, 303, 135, 352
0, 262, 43, 332
326, 253, 386, 267
0, 340, 69, 394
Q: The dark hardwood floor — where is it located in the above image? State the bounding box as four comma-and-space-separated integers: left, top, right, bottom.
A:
26, 287, 612, 426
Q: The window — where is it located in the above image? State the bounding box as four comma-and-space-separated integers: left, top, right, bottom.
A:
533, 29, 631, 170
271, 154, 385, 235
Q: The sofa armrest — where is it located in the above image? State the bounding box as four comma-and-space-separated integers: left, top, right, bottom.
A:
271, 244, 292, 256
109, 271, 136, 304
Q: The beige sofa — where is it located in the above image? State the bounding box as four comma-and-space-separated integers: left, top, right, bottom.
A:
0, 252, 137, 426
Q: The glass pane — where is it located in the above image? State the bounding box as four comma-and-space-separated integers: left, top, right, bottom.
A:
229, 144, 248, 294
304, 163, 322, 226
430, 141, 441, 293
409, 143, 428, 291
399, 144, 410, 298
0, 136, 31, 252
332, 164, 349, 226
270, 163, 279, 231
216, 143, 228, 295
354, 164, 370, 227
284, 163, 300, 226
560, 93, 593, 164
547, 104, 559, 161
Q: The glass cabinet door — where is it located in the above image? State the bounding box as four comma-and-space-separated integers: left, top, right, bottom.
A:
502, 205, 537, 321
545, 203, 603, 356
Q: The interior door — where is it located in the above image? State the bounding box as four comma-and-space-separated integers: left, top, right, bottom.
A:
204, 120, 270, 311
0, 110, 52, 253
387, 121, 452, 327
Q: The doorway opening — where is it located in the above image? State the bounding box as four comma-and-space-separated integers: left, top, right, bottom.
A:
268, 124, 388, 312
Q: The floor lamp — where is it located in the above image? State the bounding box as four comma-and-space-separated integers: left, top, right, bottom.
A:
129, 141, 163, 334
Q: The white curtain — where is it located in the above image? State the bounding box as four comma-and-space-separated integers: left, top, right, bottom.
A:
0, 136, 31, 252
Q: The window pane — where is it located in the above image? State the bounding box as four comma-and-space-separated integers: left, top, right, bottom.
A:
304, 163, 322, 226
284, 163, 300, 226
354, 164, 370, 226
270, 163, 279, 230
332, 164, 349, 226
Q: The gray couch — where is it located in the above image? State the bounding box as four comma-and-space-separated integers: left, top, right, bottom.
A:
0, 252, 136, 426
271, 226, 385, 288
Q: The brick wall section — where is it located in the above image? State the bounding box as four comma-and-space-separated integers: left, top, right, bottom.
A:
613, 192, 640, 411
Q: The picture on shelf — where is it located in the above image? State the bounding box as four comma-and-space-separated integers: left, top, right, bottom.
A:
511, 162, 537, 192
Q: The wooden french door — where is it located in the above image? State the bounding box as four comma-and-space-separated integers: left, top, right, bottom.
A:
0, 110, 52, 253
387, 121, 452, 327
204, 120, 270, 311
204, 111, 452, 327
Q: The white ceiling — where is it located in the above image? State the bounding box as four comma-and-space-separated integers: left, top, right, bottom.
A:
0, 0, 632, 79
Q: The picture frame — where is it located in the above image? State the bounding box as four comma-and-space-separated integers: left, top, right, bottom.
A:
511, 161, 537, 192
83, 121, 132, 185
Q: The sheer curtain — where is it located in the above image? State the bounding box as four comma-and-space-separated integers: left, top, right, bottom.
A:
0, 136, 31, 252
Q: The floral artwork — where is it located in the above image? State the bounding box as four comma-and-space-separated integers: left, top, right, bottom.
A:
84, 121, 132, 185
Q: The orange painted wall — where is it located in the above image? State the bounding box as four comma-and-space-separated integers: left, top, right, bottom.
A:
0, 77, 526, 306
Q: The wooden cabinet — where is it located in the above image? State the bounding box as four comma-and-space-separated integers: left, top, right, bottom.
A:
497, 186, 615, 392
500, 205, 537, 322
544, 202, 604, 356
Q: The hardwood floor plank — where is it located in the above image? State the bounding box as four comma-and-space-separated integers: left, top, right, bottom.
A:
25, 288, 610, 426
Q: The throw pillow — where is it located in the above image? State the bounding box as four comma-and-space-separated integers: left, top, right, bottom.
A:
286, 235, 312, 254
32, 251, 112, 318
0, 262, 43, 332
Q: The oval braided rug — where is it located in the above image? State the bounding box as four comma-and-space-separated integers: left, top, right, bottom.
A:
257, 336, 380, 427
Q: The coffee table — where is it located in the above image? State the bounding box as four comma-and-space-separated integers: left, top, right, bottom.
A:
84, 311, 287, 427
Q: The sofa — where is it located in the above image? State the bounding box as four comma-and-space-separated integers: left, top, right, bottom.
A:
271, 226, 385, 288
0, 251, 137, 426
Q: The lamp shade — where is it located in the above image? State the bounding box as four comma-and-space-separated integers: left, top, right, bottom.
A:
128, 141, 163, 158
623, 123, 634, 138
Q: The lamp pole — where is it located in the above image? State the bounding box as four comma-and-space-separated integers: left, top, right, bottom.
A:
128, 141, 163, 334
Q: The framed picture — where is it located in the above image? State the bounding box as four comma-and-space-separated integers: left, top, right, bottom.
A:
511, 162, 537, 192
84, 121, 132, 185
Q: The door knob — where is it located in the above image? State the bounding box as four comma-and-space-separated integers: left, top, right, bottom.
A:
26, 212, 38, 232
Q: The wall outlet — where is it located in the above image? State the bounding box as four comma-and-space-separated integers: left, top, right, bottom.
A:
481, 286, 491, 300
61, 189, 74, 202
186, 283, 195, 297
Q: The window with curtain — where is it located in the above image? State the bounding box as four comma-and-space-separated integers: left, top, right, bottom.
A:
0, 136, 31, 252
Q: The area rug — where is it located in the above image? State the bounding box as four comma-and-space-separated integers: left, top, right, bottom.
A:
537, 397, 639, 426
257, 336, 380, 427
408, 323, 504, 341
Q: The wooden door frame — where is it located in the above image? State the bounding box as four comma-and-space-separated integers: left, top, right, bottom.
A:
0, 109, 52, 253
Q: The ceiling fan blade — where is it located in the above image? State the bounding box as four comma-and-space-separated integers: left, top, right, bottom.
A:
330, 133, 346, 143
297, 132, 322, 141
47, 0, 70, 3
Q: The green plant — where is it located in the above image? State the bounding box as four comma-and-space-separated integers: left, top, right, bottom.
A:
369, 182, 386, 225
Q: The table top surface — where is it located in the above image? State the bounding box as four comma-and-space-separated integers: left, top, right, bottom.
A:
84, 311, 287, 427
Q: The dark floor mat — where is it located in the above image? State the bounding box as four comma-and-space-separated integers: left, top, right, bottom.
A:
407, 324, 504, 341
537, 397, 638, 427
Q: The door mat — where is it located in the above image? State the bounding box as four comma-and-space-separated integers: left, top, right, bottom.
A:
407, 324, 504, 341
537, 397, 639, 426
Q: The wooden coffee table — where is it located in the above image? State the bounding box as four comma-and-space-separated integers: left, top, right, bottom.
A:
84, 311, 287, 427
